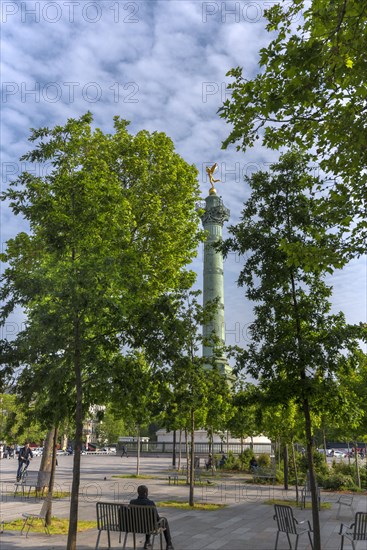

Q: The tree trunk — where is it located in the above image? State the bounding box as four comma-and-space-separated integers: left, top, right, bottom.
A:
322, 429, 328, 465
136, 426, 141, 476
303, 398, 321, 550
178, 429, 182, 472
354, 441, 361, 488
66, 315, 83, 550
40, 429, 55, 473
189, 409, 195, 507
283, 443, 289, 491
291, 440, 300, 505
208, 427, 213, 456
46, 427, 58, 525
289, 264, 321, 549
172, 430, 176, 468
277, 439, 281, 465
185, 428, 189, 484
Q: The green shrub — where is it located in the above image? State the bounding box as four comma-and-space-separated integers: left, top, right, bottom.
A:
332, 462, 354, 476
360, 465, 367, 487
216, 451, 238, 470
320, 473, 357, 491
239, 448, 254, 466
331, 461, 367, 488
258, 453, 271, 468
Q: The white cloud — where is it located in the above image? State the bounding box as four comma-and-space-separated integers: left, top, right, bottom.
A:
1, 0, 366, 357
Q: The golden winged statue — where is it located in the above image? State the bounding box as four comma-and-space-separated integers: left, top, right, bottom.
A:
206, 163, 220, 193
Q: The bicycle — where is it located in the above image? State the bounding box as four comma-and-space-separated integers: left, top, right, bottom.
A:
16, 459, 31, 482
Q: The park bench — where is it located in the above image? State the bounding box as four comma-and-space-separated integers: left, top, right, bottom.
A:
129, 504, 166, 549
95, 502, 167, 549
95, 502, 129, 548
168, 473, 179, 485
252, 466, 276, 482
14, 470, 51, 498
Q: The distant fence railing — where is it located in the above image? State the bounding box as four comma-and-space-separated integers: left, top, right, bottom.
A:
118, 441, 273, 455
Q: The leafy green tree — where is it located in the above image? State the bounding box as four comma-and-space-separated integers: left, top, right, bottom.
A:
0, 113, 203, 549
220, 150, 364, 550
331, 350, 367, 487
110, 351, 160, 475
94, 405, 126, 446
0, 393, 45, 445
220, 0, 367, 257
260, 398, 306, 492
137, 290, 232, 505
227, 383, 262, 453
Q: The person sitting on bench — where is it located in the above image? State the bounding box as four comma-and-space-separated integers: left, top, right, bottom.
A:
130, 485, 174, 550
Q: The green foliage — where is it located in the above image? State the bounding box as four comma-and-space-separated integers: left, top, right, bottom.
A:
332, 462, 355, 477
257, 454, 271, 468
239, 448, 255, 466
220, 0, 367, 256
0, 113, 204, 546
220, 150, 363, 413
0, 113, 203, 412
332, 460, 367, 488
320, 473, 357, 491
93, 404, 126, 445
219, 451, 238, 470
298, 451, 329, 478
228, 383, 262, 440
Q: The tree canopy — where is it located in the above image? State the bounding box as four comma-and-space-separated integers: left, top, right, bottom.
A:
0, 113, 203, 549
220, 150, 365, 549
220, 0, 367, 256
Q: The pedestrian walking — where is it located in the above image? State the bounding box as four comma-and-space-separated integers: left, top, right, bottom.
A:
121, 444, 128, 457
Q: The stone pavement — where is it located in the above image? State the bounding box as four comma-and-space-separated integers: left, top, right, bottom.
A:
0, 454, 366, 549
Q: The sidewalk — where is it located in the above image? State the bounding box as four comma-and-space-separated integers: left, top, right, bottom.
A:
1, 455, 366, 549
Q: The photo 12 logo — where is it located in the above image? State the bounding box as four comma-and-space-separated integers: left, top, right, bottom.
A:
202, 82, 232, 103
1, 161, 55, 184
1, 2, 139, 24
202, 1, 300, 23
202, 161, 273, 184
2, 81, 139, 104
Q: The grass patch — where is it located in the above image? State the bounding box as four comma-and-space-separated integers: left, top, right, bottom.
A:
264, 499, 332, 510
111, 474, 155, 479
167, 479, 217, 487
10, 490, 70, 499
4, 517, 96, 534
28, 491, 70, 499
156, 500, 226, 511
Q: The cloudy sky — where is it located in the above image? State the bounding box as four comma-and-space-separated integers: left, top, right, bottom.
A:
1, 0, 366, 354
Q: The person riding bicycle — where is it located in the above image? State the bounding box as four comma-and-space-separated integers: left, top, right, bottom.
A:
16, 442, 33, 481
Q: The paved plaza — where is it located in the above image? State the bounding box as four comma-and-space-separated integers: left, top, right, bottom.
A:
0, 454, 366, 549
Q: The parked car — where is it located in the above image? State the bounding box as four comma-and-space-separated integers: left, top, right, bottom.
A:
56, 449, 67, 455
32, 447, 43, 457
332, 450, 346, 458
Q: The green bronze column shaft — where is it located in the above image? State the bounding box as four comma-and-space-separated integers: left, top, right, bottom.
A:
200, 187, 232, 376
